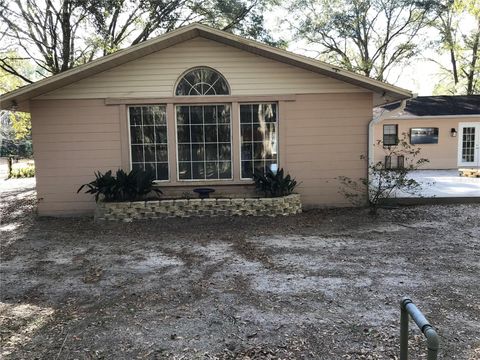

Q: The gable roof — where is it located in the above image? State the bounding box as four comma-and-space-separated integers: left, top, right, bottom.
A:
381, 95, 480, 117
0, 23, 412, 111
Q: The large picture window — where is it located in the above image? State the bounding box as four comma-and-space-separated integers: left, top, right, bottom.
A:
129, 105, 169, 180
240, 103, 278, 179
176, 105, 232, 180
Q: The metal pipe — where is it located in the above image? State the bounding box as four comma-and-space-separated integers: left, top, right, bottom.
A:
400, 297, 439, 360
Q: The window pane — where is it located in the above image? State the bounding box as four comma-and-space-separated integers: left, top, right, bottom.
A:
206, 162, 218, 179
143, 107, 154, 125
219, 161, 232, 179
178, 162, 191, 179
153, 106, 166, 125
177, 125, 191, 143
203, 106, 216, 123
129, 105, 168, 181
177, 106, 190, 124
132, 163, 144, 171
190, 106, 203, 124
129, 107, 142, 126
156, 163, 168, 181
192, 162, 205, 179
241, 124, 252, 142
156, 145, 168, 162
191, 125, 204, 143
205, 144, 218, 161
191, 144, 205, 161
144, 145, 156, 162
242, 160, 253, 178
218, 144, 231, 161
178, 144, 191, 162
130, 126, 143, 144
144, 162, 156, 176
131, 145, 143, 162
241, 143, 252, 160
240, 105, 252, 124
205, 125, 217, 143
218, 125, 230, 142
143, 126, 155, 144
155, 126, 167, 144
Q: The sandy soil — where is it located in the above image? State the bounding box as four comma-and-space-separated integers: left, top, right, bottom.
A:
1, 178, 479, 359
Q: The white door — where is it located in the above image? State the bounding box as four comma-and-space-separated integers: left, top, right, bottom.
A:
458, 122, 480, 167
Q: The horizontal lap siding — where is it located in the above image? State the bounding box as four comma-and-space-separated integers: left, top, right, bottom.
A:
284, 93, 372, 207
31, 99, 121, 216
36, 37, 366, 99
374, 117, 480, 169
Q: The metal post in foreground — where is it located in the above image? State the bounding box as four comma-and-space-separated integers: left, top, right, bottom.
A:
400, 297, 440, 360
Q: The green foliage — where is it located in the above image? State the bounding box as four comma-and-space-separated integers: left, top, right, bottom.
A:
9, 164, 35, 178
78, 169, 162, 202
9, 112, 31, 141
284, 0, 433, 81
431, 0, 480, 95
337, 134, 429, 215
253, 168, 298, 197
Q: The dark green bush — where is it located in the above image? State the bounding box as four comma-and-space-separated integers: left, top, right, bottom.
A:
78, 169, 162, 202
253, 168, 297, 197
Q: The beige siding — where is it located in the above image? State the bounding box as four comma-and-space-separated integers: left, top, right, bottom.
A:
36, 37, 366, 100
32, 93, 372, 215
374, 117, 480, 169
284, 93, 372, 207
31, 100, 122, 216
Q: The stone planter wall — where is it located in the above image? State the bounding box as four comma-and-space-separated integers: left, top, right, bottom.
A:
95, 194, 301, 221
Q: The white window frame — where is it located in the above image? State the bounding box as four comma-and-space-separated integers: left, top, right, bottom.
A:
174, 103, 234, 182
127, 105, 170, 182
239, 102, 279, 180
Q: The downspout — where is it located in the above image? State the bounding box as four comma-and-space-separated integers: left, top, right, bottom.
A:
367, 95, 414, 198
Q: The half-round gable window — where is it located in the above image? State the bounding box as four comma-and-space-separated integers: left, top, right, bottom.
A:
175, 67, 230, 96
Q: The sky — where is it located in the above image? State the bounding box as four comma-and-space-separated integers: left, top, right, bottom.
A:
264, 6, 477, 96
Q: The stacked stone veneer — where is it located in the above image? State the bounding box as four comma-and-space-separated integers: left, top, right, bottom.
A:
95, 194, 301, 221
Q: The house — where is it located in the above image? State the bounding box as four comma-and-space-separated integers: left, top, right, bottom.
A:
374, 96, 480, 169
0, 24, 411, 216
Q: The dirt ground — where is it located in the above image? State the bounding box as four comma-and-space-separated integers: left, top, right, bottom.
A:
1, 179, 479, 359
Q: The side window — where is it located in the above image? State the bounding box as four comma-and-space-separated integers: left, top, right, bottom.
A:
383, 124, 398, 146
240, 103, 278, 179
129, 105, 169, 181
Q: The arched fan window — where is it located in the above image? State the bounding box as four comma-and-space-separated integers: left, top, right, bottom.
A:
175, 67, 230, 96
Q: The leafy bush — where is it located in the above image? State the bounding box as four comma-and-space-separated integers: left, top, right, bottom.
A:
253, 168, 297, 197
338, 133, 429, 215
9, 164, 35, 178
78, 169, 162, 202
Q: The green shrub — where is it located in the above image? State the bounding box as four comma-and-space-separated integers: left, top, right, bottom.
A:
253, 168, 297, 197
9, 165, 35, 178
77, 169, 162, 202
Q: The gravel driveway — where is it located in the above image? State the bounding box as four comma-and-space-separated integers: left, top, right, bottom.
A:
1, 179, 479, 359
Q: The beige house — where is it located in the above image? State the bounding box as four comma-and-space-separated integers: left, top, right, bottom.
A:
374, 96, 480, 169
0, 24, 411, 216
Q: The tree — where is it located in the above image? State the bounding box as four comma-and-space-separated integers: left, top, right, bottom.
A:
0, 0, 276, 85
431, 0, 479, 95
283, 0, 434, 81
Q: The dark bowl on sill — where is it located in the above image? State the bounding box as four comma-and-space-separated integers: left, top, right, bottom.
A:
193, 188, 215, 199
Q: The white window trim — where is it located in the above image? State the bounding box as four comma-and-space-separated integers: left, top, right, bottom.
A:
127, 105, 170, 182
174, 103, 234, 182
239, 102, 279, 180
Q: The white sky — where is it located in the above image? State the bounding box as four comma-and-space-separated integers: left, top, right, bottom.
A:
264, 6, 477, 95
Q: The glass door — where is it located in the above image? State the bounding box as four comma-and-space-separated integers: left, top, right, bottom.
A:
458, 123, 480, 167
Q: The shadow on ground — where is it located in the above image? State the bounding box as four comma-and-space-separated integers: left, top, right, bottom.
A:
1, 179, 479, 359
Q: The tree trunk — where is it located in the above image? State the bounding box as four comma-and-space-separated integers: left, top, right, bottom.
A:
467, 21, 479, 95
